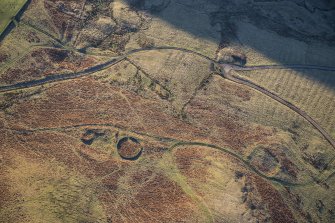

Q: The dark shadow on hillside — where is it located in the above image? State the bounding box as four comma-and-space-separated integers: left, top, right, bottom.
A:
124, 0, 335, 89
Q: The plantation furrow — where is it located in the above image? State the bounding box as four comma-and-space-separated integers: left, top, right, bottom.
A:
221, 68, 335, 151
230, 64, 335, 72
242, 68, 335, 133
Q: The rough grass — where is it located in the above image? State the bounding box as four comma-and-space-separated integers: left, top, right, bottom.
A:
167, 145, 259, 222
158, 151, 213, 222
0, 155, 106, 223
0, 0, 27, 35
238, 69, 335, 138
0, 1, 334, 222
288, 177, 335, 223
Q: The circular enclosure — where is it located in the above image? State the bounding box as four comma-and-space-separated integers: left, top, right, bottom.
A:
117, 137, 142, 160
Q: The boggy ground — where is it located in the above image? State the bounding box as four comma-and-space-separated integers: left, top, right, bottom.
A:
1, 0, 335, 223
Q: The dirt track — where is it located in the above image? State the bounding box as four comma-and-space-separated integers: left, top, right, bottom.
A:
2, 46, 335, 93
2, 46, 335, 186
220, 66, 335, 150
0, 46, 216, 93
1, 46, 334, 151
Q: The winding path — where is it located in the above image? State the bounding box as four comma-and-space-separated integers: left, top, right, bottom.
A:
7, 122, 335, 186
2, 45, 335, 185
1, 46, 334, 93
1, 46, 335, 150
0, 46, 215, 93
1, 124, 313, 187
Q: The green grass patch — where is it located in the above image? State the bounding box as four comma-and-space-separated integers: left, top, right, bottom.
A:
0, 0, 28, 35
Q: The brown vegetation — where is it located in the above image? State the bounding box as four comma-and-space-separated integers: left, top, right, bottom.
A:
117, 137, 142, 159
1, 0, 334, 221
252, 176, 297, 223
0, 48, 97, 84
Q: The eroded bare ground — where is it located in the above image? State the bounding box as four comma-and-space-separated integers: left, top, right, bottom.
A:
1, 0, 335, 222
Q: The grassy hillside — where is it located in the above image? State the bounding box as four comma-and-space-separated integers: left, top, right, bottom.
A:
0, 0, 28, 35
238, 69, 335, 138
